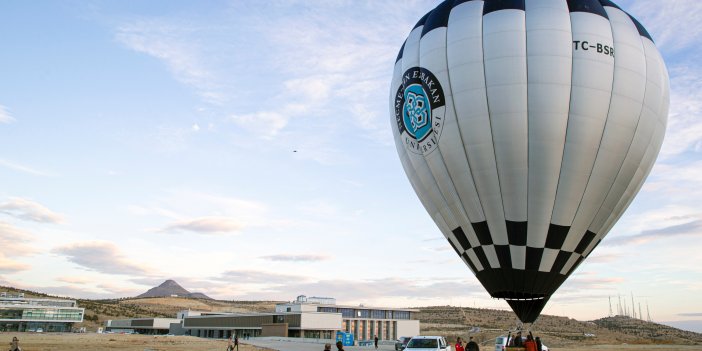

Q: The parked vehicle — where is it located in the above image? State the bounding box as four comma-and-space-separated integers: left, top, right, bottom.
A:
396, 336, 412, 350
494, 335, 548, 351
405, 336, 451, 351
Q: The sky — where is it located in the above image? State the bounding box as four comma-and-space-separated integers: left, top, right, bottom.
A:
0, 0, 701, 333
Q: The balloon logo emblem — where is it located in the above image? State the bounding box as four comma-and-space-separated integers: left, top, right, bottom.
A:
394, 67, 445, 155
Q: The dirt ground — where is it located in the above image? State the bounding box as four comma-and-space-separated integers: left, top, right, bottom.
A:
563, 346, 702, 351
2, 333, 701, 351
0, 333, 272, 351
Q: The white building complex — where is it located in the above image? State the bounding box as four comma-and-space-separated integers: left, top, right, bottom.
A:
106, 295, 420, 342
0, 292, 84, 332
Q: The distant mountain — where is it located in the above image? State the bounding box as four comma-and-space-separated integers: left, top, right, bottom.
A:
136, 279, 212, 299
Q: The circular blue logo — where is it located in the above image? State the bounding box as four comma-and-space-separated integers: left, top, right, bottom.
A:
394, 67, 446, 154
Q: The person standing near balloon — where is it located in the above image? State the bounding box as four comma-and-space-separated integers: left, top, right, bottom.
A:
454, 337, 464, 351
466, 336, 479, 351
9, 336, 21, 351
523, 334, 537, 351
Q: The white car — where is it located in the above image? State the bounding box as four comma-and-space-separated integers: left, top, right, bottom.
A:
494, 335, 548, 351
406, 336, 451, 351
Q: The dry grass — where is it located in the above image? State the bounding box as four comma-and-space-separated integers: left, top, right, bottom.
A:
0, 332, 272, 351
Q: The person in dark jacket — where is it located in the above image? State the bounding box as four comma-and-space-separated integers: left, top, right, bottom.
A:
510, 332, 523, 347
535, 336, 543, 351
336, 340, 345, 351
466, 336, 479, 351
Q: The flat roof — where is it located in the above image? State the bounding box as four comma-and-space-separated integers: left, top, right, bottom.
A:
279, 302, 419, 312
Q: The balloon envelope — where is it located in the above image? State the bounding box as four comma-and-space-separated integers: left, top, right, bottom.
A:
390, 0, 668, 323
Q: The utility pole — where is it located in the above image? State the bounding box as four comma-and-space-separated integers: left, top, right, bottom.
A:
631, 293, 636, 319
639, 303, 643, 321
647, 302, 652, 322
609, 296, 613, 317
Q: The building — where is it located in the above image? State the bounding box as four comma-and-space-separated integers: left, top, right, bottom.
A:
105, 317, 182, 335
275, 295, 419, 341
0, 293, 84, 332
182, 309, 342, 339
182, 295, 419, 341
104, 295, 420, 342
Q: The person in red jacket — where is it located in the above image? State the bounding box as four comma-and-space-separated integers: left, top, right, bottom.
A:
523, 333, 537, 351
454, 337, 465, 351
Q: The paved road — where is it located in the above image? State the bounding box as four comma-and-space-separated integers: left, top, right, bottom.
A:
243, 339, 396, 351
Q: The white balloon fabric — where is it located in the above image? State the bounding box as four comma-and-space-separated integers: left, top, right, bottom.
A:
390, 0, 669, 323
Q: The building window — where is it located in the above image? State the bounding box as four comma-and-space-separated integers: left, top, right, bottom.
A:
340, 308, 354, 318
356, 309, 369, 318
371, 310, 385, 319
393, 311, 410, 320
318, 307, 336, 313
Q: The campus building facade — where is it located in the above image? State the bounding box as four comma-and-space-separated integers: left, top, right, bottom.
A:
105, 295, 420, 342
275, 296, 419, 341
0, 293, 84, 332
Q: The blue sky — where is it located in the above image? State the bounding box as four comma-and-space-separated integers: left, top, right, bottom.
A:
0, 0, 701, 332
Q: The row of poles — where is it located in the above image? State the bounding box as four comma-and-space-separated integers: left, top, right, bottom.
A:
609, 293, 652, 322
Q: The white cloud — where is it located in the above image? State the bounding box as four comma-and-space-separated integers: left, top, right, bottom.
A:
161, 216, 244, 234
0, 197, 64, 224
0, 159, 52, 177
52, 241, 151, 276
626, 1, 702, 52
115, 20, 224, 104
229, 111, 289, 140
658, 65, 702, 158
260, 254, 330, 262
0, 221, 36, 273
0, 257, 30, 274
0, 221, 35, 255
0, 105, 15, 124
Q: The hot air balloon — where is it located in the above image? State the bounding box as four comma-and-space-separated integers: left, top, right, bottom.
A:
390, 0, 669, 323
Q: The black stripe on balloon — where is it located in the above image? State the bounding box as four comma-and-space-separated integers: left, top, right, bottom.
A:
452, 226, 472, 251
447, 238, 462, 256
422, 0, 452, 37
567, 0, 609, 19
574, 230, 597, 254
525, 247, 543, 271
586, 239, 602, 257
412, 12, 431, 30
471, 221, 493, 245
627, 14, 654, 42
551, 251, 572, 274
461, 252, 479, 273
567, 255, 585, 276
598, 0, 621, 10
506, 221, 527, 246
482, 0, 525, 15
545, 224, 569, 250
452, 0, 478, 7
395, 41, 405, 64
472, 246, 492, 270
494, 245, 512, 269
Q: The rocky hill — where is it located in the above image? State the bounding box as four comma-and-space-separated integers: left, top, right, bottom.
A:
136, 279, 211, 299
416, 305, 702, 348
593, 316, 702, 344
